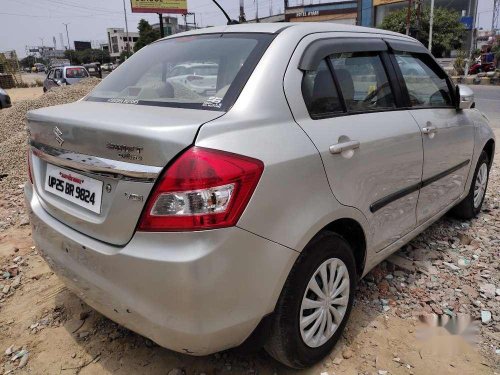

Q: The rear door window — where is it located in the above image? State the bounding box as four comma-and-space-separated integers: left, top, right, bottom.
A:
66, 67, 89, 78
329, 52, 396, 112
302, 59, 343, 118
394, 52, 453, 107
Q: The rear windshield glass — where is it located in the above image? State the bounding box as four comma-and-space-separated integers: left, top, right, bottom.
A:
66, 68, 88, 78
86, 33, 274, 111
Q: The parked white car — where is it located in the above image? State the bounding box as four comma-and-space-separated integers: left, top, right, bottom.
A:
166, 62, 218, 95
25, 23, 495, 368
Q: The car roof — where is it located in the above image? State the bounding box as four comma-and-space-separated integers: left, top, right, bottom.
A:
158, 22, 417, 43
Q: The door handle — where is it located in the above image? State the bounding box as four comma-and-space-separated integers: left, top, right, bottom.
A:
329, 140, 360, 154
422, 125, 438, 135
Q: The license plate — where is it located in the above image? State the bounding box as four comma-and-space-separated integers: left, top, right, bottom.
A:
44, 164, 103, 214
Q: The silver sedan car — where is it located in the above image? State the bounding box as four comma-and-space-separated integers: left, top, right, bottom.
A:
25, 23, 495, 368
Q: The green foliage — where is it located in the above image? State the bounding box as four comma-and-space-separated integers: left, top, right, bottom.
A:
64, 49, 111, 65
380, 6, 466, 57
120, 50, 133, 62
453, 50, 467, 76
20, 55, 48, 68
134, 19, 160, 53
493, 45, 500, 61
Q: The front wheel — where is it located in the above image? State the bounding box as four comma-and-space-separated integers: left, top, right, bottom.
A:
265, 232, 356, 369
451, 150, 490, 219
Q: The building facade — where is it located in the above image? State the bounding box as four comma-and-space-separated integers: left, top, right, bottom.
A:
107, 28, 139, 58
284, 0, 358, 24
358, 0, 477, 28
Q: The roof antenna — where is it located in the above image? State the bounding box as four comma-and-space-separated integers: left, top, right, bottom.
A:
211, 0, 239, 24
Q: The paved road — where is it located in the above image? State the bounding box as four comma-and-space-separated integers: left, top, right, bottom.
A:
470, 85, 500, 129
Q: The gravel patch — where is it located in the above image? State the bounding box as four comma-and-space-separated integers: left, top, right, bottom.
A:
0, 78, 100, 231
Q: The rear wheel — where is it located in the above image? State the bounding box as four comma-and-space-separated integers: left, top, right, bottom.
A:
265, 232, 356, 369
451, 150, 490, 219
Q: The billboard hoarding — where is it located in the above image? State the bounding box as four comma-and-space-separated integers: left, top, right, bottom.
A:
130, 0, 187, 14
74, 41, 92, 51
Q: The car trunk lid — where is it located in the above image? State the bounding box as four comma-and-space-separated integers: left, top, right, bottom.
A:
28, 101, 223, 245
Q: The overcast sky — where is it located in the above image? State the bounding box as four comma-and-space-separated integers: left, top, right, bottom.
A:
0, 0, 495, 58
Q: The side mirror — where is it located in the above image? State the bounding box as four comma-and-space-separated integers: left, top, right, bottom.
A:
456, 84, 474, 110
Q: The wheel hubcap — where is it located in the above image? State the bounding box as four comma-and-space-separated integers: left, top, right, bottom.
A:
299, 258, 350, 348
473, 163, 488, 208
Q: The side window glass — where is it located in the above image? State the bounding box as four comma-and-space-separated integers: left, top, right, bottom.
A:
48, 70, 54, 79
302, 59, 343, 118
329, 52, 395, 112
395, 53, 452, 107
55, 69, 62, 79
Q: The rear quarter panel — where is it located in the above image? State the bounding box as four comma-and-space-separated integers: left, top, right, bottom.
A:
195, 29, 370, 253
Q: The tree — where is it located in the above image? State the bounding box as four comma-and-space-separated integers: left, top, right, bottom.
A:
64, 49, 111, 65
381, 7, 466, 57
134, 19, 160, 53
120, 50, 133, 62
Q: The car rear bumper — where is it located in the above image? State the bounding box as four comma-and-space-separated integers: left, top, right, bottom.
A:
25, 182, 297, 355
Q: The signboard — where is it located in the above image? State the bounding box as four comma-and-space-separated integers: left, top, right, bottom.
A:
373, 0, 405, 6
130, 0, 187, 14
460, 16, 473, 30
74, 41, 92, 51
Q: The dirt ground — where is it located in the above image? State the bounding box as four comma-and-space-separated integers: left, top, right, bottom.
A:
0, 84, 498, 374
0, 226, 494, 375
5, 88, 43, 104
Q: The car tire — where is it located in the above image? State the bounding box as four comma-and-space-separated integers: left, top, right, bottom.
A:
265, 231, 357, 369
451, 150, 490, 219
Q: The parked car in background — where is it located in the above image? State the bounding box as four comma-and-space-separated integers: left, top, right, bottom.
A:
83, 62, 102, 78
101, 63, 115, 72
33, 63, 46, 73
0, 87, 11, 109
166, 62, 218, 95
25, 24, 495, 369
43, 65, 89, 92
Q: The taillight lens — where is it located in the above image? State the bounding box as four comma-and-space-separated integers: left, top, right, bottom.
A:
27, 150, 33, 184
138, 147, 264, 231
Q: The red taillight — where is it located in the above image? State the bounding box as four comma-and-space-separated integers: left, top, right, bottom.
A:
27, 150, 33, 184
138, 147, 264, 231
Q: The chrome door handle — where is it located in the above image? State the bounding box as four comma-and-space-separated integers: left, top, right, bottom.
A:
422, 125, 438, 135
329, 140, 360, 154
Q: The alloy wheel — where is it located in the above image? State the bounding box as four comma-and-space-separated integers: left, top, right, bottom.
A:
474, 163, 488, 208
299, 258, 350, 348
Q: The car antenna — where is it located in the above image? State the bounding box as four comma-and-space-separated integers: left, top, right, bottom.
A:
211, 0, 239, 24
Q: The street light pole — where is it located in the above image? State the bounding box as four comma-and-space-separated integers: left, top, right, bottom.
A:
122, 0, 130, 55
405, 0, 412, 36
63, 23, 70, 50
465, 0, 479, 77
428, 0, 435, 52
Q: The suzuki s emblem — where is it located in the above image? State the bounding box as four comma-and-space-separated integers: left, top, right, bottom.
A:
53, 126, 64, 146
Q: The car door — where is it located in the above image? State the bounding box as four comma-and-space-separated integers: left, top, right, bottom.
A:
390, 41, 475, 224
284, 36, 424, 251
45, 69, 54, 90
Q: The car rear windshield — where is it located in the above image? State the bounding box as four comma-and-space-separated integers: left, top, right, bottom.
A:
86, 33, 275, 111
66, 67, 88, 78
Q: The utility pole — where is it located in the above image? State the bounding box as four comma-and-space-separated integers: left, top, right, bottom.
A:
428, 0, 435, 52
239, 0, 246, 23
159, 14, 164, 37
122, 0, 130, 55
63, 23, 70, 50
465, 0, 479, 77
405, 0, 412, 36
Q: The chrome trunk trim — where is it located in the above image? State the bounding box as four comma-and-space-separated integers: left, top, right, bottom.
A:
30, 140, 162, 182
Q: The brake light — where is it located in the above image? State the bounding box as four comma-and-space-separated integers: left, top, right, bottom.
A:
138, 147, 264, 231
27, 150, 33, 184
